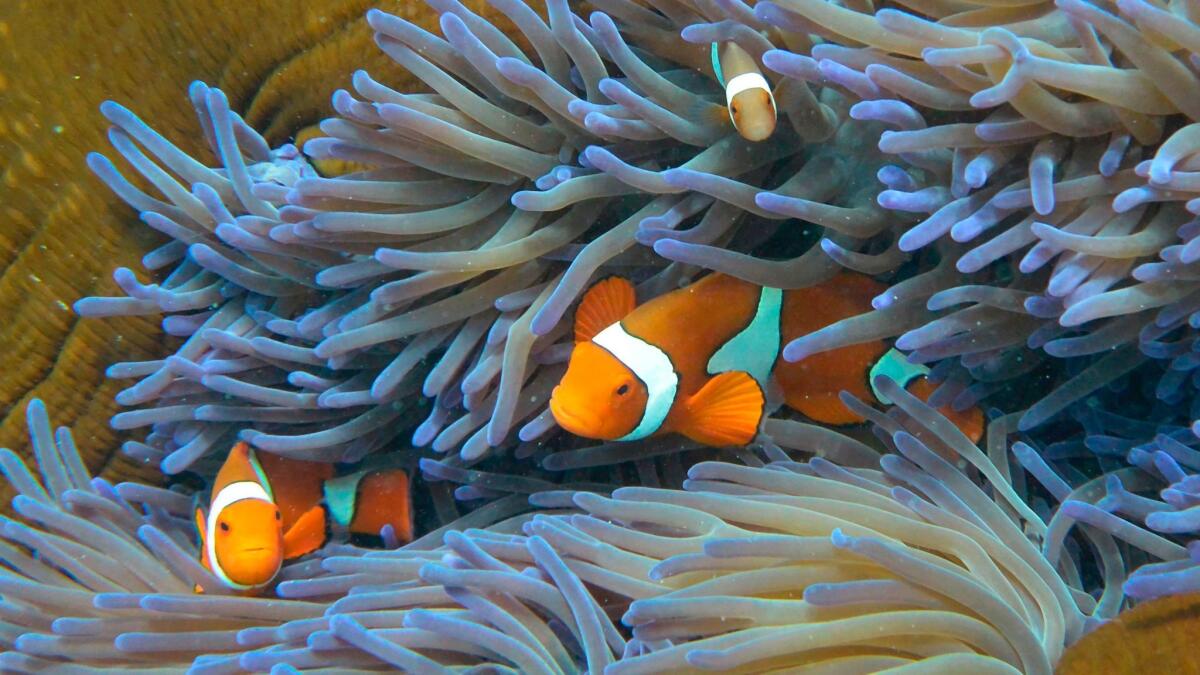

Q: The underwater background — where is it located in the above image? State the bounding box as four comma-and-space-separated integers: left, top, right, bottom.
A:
2, 0, 1200, 672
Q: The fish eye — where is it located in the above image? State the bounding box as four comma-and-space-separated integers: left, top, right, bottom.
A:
219, 521, 230, 533
275, 510, 281, 521
617, 383, 630, 396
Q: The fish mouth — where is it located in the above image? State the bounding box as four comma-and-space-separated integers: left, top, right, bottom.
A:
240, 546, 268, 553
549, 397, 597, 438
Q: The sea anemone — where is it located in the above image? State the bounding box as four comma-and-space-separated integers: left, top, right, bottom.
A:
73, 0, 899, 484
0, 383, 1128, 671
757, 0, 1200, 436
10, 0, 1200, 670
1015, 408, 1200, 602
75, 0, 1200, 481
0, 397, 600, 671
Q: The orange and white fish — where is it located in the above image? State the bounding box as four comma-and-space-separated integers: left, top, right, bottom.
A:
713, 41, 777, 142
550, 273, 982, 446
194, 442, 412, 594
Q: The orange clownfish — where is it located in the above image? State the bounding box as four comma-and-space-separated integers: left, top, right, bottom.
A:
194, 442, 413, 594
550, 273, 983, 447
713, 41, 777, 142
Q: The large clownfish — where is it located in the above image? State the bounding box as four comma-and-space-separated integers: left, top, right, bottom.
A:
550, 273, 983, 447
713, 41, 777, 142
194, 442, 412, 594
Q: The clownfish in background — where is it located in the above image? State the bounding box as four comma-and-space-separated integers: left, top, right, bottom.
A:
713, 41, 777, 142
194, 442, 412, 594
550, 273, 983, 447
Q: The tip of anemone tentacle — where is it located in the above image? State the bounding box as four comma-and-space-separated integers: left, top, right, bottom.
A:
781, 336, 816, 363
1122, 573, 1182, 600
238, 429, 264, 446
97, 99, 130, 120
83, 151, 112, 173
24, 398, 47, 426
872, 291, 899, 310
829, 527, 857, 550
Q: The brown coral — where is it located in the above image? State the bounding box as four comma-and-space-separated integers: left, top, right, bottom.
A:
0, 1, 514, 502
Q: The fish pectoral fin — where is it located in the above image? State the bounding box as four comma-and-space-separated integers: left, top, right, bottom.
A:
679, 371, 765, 447
194, 507, 210, 592
283, 505, 328, 559
194, 507, 207, 553
575, 276, 637, 343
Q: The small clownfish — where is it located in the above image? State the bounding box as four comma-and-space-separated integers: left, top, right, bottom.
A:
713, 41, 777, 142
1056, 593, 1200, 674
194, 442, 413, 594
549, 273, 983, 447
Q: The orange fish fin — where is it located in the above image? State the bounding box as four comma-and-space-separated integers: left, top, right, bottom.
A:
678, 371, 765, 446
575, 277, 636, 343
194, 507, 209, 594
194, 507, 207, 557
282, 505, 327, 559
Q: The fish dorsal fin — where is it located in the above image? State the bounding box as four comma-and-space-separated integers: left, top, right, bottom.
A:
678, 371, 764, 446
283, 505, 328, 559
575, 277, 637, 343
212, 441, 272, 500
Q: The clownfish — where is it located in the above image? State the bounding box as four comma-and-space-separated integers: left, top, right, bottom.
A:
1056, 593, 1200, 674
550, 273, 982, 447
194, 442, 412, 594
713, 41, 777, 142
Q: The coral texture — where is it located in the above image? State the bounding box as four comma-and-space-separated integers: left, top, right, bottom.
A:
0, 0, 485, 504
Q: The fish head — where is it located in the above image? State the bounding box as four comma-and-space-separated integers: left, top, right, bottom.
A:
729, 87, 776, 142
551, 341, 648, 440
211, 497, 285, 588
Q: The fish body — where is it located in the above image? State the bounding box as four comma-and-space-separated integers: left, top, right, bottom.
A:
714, 41, 777, 142
550, 273, 982, 446
194, 442, 412, 594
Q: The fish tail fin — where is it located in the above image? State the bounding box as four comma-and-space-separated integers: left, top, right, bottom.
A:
575, 276, 637, 343
678, 371, 764, 446
349, 469, 413, 545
